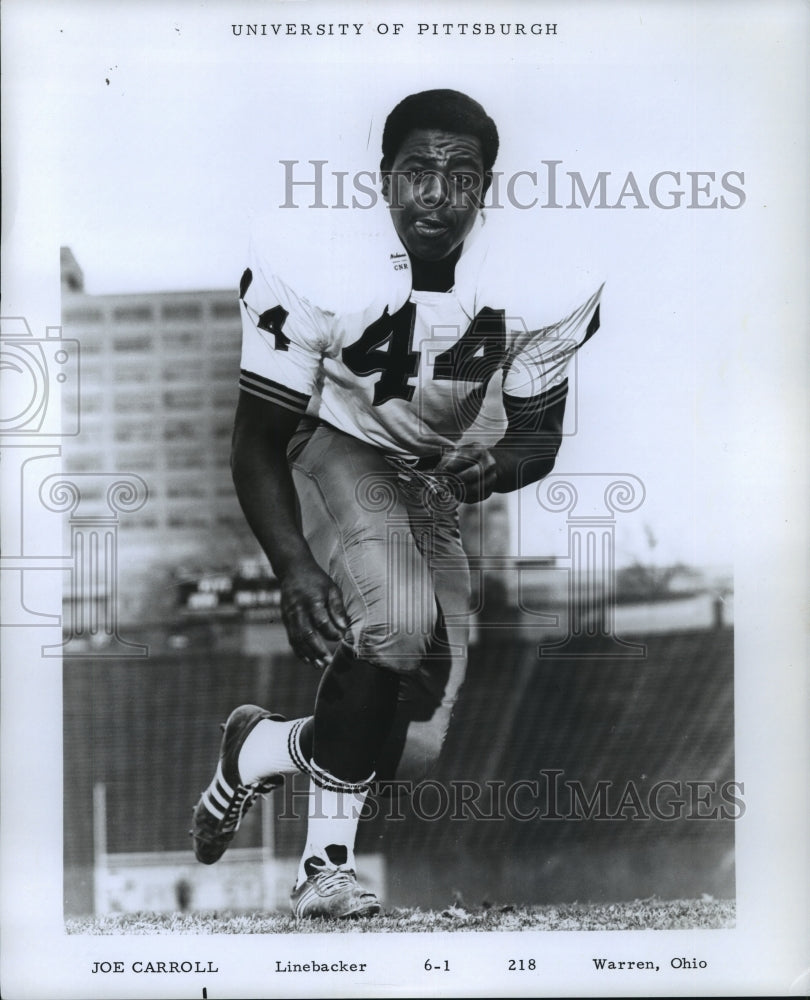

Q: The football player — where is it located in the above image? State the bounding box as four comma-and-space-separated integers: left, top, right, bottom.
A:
191, 89, 601, 918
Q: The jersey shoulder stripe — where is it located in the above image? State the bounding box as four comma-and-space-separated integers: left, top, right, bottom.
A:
238, 368, 310, 414
503, 378, 570, 428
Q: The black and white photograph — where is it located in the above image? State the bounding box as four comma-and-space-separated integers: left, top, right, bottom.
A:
1, 1, 808, 997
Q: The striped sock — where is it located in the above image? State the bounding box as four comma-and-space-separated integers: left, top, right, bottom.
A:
238, 716, 310, 784
295, 760, 374, 889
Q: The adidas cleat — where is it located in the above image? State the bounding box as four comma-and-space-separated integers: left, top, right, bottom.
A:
191, 704, 284, 865
291, 851, 381, 919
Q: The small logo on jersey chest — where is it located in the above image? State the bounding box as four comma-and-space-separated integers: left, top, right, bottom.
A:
389, 252, 409, 273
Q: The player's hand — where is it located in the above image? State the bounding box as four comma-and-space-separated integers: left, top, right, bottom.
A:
434, 442, 497, 504
278, 560, 350, 669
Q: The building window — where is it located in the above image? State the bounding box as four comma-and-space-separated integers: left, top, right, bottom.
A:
163, 420, 200, 442
115, 395, 155, 414
113, 335, 153, 352
216, 515, 245, 528
163, 389, 200, 410
115, 422, 153, 443
163, 331, 202, 350
168, 514, 209, 529
80, 395, 103, 413
64, 308, 103, 323
213, 387, 237, 407
167, 480, 206, 499
210, 366, 239, 383
65, 452, 105, 472
114, 365, 151, 383
162, 303, 202, 321
210, 300, 239, 320
162, 363, 204, 383
163, 448, 202, 469
125, 516, 159, 530
113, 306, 153, 323
115, 450, 156, 472
212, 334, 241, 353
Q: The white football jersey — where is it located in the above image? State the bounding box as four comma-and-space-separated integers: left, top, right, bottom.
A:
239, 205, 602, 458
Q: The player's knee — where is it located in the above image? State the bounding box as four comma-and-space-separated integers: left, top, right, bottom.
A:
356, 621, 434, 675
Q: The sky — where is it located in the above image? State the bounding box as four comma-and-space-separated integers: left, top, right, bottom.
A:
3, 0, 807, 570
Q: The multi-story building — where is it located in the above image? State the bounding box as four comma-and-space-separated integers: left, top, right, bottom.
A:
60, 248, 263, 622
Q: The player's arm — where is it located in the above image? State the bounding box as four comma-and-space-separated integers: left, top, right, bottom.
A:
437, 284, 602, 502
433, 380, 568, 503
235, 227, 349, 667
231, 390, 349, 668
490, 379, 568, 492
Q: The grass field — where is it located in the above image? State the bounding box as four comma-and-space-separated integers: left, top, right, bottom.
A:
66, 898, 734, 934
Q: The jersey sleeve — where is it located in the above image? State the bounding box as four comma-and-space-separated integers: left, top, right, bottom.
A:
237, 228, 330, 416
501, 284, 603, 401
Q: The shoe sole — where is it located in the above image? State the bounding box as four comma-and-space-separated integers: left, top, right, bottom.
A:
293, 901, 381, 920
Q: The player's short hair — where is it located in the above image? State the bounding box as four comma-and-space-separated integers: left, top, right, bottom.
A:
381, 89, 499, 175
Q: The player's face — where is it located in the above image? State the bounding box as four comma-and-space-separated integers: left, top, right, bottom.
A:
383, 129, 486, 262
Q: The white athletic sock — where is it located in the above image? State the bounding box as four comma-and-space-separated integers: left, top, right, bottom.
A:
295, 761, 373, 888
238, 716, 310, 784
